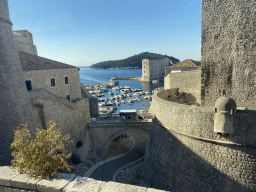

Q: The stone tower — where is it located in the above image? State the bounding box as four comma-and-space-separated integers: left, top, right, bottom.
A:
0, 0, 35, 165
201, 0, 256, 109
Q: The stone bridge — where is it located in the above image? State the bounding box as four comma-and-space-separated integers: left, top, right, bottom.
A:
87, 122, 151, 158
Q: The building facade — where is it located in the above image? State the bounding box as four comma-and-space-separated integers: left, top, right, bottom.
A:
140, 58, 170, 82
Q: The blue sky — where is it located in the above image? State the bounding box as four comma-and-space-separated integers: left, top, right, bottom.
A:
9, 0, 202, 67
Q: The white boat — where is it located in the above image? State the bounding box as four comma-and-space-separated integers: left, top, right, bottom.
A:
121, 100, 125, 103
152, 80, 158, 83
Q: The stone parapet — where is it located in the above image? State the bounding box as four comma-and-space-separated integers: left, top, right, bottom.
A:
0, 166, 168, 192
143, 90, 256, 191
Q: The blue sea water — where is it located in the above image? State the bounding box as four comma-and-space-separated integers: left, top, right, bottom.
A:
79, 66, 163, 113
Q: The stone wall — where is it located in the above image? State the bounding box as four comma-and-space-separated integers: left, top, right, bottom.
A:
0, 0, 36, 166
23, 68, 81, 101
81, 84, 99, 118
29, 89, 91, 161
164, 70, 201, 104
143, 90, 256, 191
201, 0, 256, 109
13, 30, 38, 55
0, 166, 167, 192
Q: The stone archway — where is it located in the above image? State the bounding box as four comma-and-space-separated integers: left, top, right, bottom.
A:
100, 129, 149, 158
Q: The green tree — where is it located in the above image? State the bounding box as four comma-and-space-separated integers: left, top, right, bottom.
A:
11, 121, 73, 179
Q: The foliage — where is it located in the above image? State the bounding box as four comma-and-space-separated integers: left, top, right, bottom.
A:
90, 52, 180, 69
11, 121, 73, 179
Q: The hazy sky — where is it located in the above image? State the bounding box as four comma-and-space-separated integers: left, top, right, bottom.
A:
9, 0, 202, 67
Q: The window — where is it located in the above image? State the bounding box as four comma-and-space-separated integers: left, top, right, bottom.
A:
65, 77, 68, 84
25, 80, 32, 91
51, 78, 55, 87
66, 95, 70, 100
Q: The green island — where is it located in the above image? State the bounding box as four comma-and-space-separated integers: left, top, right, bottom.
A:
90, 52, 180, 69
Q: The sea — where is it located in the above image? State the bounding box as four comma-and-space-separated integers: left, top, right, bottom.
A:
79, 66, 164, 113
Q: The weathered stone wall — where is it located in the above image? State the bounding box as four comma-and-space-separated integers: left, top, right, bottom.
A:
141, 58, 170, 82
201, 0, 256, 109
13, 30, 38, 55
81, 84, 99, 118
29, 89, 91, 161
0, 0, 35, 165
143, 91, 256, 191
164, 70, 201, 104
23, 68, 81, 101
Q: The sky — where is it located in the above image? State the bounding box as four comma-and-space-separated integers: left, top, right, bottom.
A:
8, 0, 202, 67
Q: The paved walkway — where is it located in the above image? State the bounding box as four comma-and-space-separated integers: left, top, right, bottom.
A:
89, 142, 144, 181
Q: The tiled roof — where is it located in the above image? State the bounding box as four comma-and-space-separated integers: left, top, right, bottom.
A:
18, 51, 77, 71
167, 59, 201, 68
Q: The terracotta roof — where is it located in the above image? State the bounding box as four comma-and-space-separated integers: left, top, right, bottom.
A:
167, 59, 201, 68
18, 51, 77, 71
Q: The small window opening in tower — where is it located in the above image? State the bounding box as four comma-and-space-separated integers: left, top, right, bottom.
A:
66, 95, 70, 100
51, 78, 55, 87
65, 77, 69, 84
25, 80, 32, 91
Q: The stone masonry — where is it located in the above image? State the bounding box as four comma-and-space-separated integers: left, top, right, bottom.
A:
143, 90, 256, 191
201, 0, 256, 109
13, 30, 38, 55
0, 0, 35, 165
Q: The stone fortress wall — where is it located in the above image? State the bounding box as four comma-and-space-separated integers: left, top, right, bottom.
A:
0, 0, 36, 165
201, 0, 256, 109
144, 90, 256, 191
13, 30, 38, 55
141, 58, 170, 82
164, 70, 201, 104
142, 0, 256, 191
28, 88, 91, 161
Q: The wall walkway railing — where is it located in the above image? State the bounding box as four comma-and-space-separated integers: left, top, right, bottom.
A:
87, 122, 151, 128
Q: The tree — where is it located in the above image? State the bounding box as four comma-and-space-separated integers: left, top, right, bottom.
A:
11, 121, 73, 179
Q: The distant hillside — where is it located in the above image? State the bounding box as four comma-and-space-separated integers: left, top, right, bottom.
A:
90, 52, 180, 69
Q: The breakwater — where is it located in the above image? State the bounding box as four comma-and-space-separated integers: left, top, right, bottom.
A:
110, 76, 141, 81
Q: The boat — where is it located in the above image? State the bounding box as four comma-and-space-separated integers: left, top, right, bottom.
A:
110, 97, 114, 100
127, 99, 134, 104
121, 100, 125, 104
152, 80, 158, 83
109, 91, 114, 95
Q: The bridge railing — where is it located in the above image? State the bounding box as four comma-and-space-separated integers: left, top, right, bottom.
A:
97, 113, 120, 119
87, 122, 151, 128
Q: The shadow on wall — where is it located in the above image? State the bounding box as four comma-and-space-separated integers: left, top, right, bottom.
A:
161, 88, 199, 106
142, 117, 255, 192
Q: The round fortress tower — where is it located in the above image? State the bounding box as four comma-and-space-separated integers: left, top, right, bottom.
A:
142, 0, 256, 191
0, 0, 35, 165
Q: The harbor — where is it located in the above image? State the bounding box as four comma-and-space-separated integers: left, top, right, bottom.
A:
85, 78, 153, 115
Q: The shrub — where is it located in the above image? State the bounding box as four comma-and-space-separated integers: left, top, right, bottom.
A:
11, 121, 73, 179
